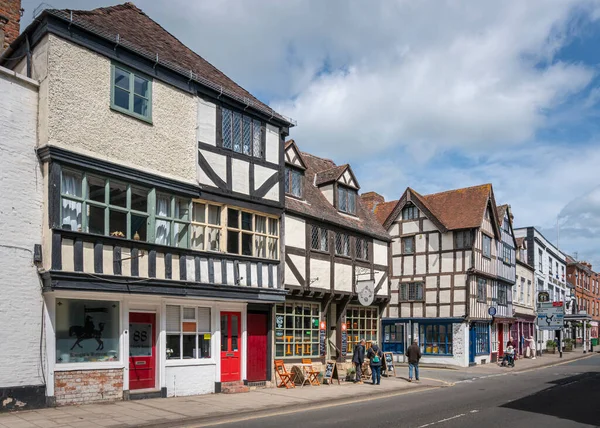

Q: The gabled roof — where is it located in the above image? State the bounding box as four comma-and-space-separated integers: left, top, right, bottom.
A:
315, 165, 348, 186
24, 3, 291, 125
496, 204, 509, 226
284, 143, 389, 241
376, 184, 501, 237
284, 139, 307, 170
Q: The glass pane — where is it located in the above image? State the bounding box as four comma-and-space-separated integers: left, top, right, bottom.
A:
55, 299, 120, 363
221, 315, 228, 351
269, 218, 278, 236
133, 95, 148, 117
252, 119, 262, 157
348, 191, 356, 213
268, 237, 278, 259
228, 208, 239, 228
255, 235, 266, 258
131, 186, 148, 212
242, 233, 252, 256
109, 210, 127, 237
191, 225, 205, 250
208, 205, 221, 225
61, 199, 82, 231
292, 171, 302, 197
130, 322, 152, 357
175, 223, 188, 248
155, 219, 170, 245
87, 204, 104, 234
109, 181, 127, 207
193, 203, 206, 223
227, 231, 239, 254
199, 336, 211, 358
166, 334, 180, 359
232, 315, 239, 351
222, 109, 232, 149
242, 115, 252, 155
207, 227, 220, 251
62, 171, 82, 197
241, 212, 253, 231
114, 87, 130, 110
114, 67, 130, 90
339, 188, 347, 211
134, 75, 148, 97
131, 214, 147, 241
156, 195, 170, 217
182, 335, 195, 359
285, 168, 290, 194
256, 216, 266, 234
175, 199, 190, 221
233, 111, 242, 153
87, 176, 105, 203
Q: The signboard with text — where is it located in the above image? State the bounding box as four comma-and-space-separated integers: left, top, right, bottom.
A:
537, 302, 565, 330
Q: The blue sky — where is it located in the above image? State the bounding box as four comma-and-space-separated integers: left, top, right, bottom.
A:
20, 0, 600, 267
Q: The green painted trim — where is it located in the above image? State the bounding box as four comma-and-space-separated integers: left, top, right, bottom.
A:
110, 63, 153, 124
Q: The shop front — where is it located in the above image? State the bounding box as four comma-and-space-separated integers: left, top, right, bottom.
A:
45, 291, 268, 405
511, 315, 536, 356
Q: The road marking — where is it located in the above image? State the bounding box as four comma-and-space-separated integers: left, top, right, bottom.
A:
417, 413, 466, 427
470, 410, 479, 413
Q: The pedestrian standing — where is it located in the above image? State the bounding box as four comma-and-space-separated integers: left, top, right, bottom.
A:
352, 339, 366, 384
367, 343, 383, 385
406, 339, 421, 382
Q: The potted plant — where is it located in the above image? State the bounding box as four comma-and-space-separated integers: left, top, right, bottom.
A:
345, 366, 356, 382
564, 338, 573, 351
546, 339, 557, 353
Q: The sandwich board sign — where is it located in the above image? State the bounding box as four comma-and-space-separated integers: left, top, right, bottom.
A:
537, 302, 564, 330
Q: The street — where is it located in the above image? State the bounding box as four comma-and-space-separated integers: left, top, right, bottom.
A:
199, 355, 600, 428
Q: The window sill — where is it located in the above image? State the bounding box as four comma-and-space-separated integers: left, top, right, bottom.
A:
334, 254, 351, 260
398, 300, 425, 303
165, 359, 216, 367
310, 248, 330, 256
110, 105, 153, 125
285, 193, 304, 201
422, 353, 453, 357
54, 362, 124, 371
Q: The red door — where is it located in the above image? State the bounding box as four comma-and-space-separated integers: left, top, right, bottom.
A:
221, 312, 241, 382
129, 313, 156, 390
498, 324, 504, 356
247, 313, 267, 382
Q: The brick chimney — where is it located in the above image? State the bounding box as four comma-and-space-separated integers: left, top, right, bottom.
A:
360, 191, 385, 212
0, 0, 23, 52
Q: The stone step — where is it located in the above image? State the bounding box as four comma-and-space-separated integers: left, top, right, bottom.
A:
221, 381, 250, 394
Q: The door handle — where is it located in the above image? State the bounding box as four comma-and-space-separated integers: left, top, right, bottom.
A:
135, 361, 147, 365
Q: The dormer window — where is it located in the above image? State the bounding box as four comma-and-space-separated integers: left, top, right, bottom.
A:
284, 166, 303, 198
338, 186, 357, 215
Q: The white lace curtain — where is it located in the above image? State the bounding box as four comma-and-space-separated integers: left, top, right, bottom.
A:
61, 173, 82, 231
155, 195, 170, 245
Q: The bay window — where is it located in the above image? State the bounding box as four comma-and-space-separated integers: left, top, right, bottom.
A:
166, 305, 211, 360
191, 202, 221, 251
274, 302, 320, 358
226, 209, 278, 258
346, 306, 379, 354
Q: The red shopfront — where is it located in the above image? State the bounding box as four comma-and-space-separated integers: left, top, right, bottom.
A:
511, 317, 536, 356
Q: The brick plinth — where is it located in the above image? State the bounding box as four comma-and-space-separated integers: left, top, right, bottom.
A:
54, 369, 124, 406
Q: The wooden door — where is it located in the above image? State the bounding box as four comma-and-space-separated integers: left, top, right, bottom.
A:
129, 313, 156, 390
221, 312, 241, 382
247, 313, 268, 382
498, 324, 504, 356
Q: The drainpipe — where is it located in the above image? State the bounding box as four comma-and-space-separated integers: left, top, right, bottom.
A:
25, 34, 31, 78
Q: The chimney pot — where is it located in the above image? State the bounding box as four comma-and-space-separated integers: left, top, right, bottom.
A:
360, 191, 385, 212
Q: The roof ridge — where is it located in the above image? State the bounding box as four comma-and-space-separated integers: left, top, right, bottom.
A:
422, 183, 492, 198
300, 151, 336, 165
61, 2, 143, 16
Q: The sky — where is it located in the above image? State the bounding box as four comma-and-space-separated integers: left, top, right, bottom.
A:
20, 0, 600, 268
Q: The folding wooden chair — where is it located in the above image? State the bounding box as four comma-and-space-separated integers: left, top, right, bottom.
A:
301, 358, 320, 386
274, 360, 295, 389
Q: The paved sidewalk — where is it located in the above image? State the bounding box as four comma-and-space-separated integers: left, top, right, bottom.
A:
0, 376, 442, 428
1, 349, 594, 428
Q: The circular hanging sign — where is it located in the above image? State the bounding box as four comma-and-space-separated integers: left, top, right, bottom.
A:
488, 306, 497, 317
538, 291, 550, 303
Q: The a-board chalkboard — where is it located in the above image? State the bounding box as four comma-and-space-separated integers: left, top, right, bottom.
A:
383, 352, 395, 376
323, 361, 340, 385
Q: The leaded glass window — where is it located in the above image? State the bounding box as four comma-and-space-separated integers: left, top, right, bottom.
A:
221, 107, 263, 158
335, 232, 350, 256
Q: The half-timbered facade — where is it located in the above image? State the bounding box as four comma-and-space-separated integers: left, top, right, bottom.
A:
282, 141, 390, 367
365, 184, 513, 367
1, 3, 293, 405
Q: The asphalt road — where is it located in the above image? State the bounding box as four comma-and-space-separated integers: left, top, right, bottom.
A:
199, 355, 600, 428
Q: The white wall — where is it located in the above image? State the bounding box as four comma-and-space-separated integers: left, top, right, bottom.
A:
373, 240, 388, 265
285, 215, 306, 249
0, 67, 44, 389
265, 124, 280, 165
165, 365, 216, 397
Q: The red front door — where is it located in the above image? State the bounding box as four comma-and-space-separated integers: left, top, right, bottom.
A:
221, 312, 241, 382
129, 313, 156, 390
498, 324, 504, 356
247, 313, 267, 382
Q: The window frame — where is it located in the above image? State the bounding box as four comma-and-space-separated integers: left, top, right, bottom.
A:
165, 305, 212, 362
337, 185, 357, 215
402, 205, 419, 220
482, 234, 492, 258
502, 243, 511, 265
226, 208, 278, 259
311, 226, 329, 253
454, 230, 473, 250
110, 63, 153, 123
220, 106, 264, 159
284, 166, 304, 199
474, 322, 490, 355
335, 232, 351, 257
419, 323, 453, 356
477, 278, 487, 303
346, 306, 379, 354
274, 302, 321, 358
498, 285, 507, 306
399, 282, 424, 302
356, 237, 369, 261
402, 236, 415, 255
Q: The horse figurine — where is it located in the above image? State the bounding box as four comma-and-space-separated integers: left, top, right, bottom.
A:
69, 322, 105, 351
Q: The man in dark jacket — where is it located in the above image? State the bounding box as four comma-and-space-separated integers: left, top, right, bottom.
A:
367, 343, 383, 385
406, 339, 421, 382
352, 339, 366, 383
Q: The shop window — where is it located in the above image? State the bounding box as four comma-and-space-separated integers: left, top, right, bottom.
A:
166, 305, 211, 360
474, 323, 490, 355
55, 299, 120, 363
274, 302, 320, 358
382, 322, 404, 353
419, 323, 453, 355
346, 306, 379, 354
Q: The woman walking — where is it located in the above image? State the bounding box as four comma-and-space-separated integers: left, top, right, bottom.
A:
367, 343, 384, 385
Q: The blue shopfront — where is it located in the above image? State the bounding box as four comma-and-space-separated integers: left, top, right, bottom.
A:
469, 322, 491, 365
381, 318, 458, 357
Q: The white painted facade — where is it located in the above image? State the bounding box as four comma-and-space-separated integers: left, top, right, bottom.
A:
0, 67, 44, 409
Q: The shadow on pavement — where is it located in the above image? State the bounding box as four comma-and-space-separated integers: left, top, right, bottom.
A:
501, 372, 600, 425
